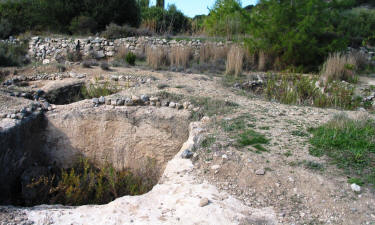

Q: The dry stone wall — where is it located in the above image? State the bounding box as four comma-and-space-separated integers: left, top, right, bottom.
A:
26, 36, 226, 62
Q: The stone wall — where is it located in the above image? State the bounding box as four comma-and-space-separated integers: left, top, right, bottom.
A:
27, 36, 226, 63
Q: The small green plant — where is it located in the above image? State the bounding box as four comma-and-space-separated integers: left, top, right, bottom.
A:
157, 84, 169, 89
81, 82, 118, 99
125, 52, 136, 65
237, 129, 269, 147
291, 130, 308, 137
348, 177, 364, 186
309, 114, 375, 185
304, 161, 324, 171
201, 136, 216, 148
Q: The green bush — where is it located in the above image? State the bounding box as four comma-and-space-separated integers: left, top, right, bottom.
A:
81, 82, 118, 98
126, 52, 136, 65
0, 42, 28, 67
309, 115, 375, 185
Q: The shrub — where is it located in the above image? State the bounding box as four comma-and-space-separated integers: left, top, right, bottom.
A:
169, 47, 192, 69
146, 46, 169, 70
226, 45, 244, 76
0, 42, 28, 67
24, 159, 154, 206
126, 52, 137, 65
69, 16, 97, 35
309, 115, 375, 185
321, 52, 358, 83
265, 73, 360, 110
100, 62, 110, 71
66, 50, 82, 62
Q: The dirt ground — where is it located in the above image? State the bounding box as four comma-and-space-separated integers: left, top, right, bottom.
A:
1, 64, 375, 225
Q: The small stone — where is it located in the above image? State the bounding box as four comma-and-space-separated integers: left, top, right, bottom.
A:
183, 101, 190, 109
150, 97, 159, 102
351, 183, 361, 192
111, 99, 118, 106
181, 149, 193, 159
105, 99, 112, 105
255, 169, 265, 175
169, 102, 176, 108
211, 165, 220, 170
132, 95, 140, 103
117, 99, 125, 106
99, 96, 105, 104
176, 103, 183, 110
222, 154, 228, 159
199, 198, 209, 207
156, 102, 161, 107
92, 98, 99, 104
125, 98, 134, 106
140, 95, 149, 102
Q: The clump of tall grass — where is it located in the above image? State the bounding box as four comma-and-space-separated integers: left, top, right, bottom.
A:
146, 46, 169, 70
321, 52, 358, 83
169, 46, 192, 69
81, 81, 118, 98
226, 45, 244, 76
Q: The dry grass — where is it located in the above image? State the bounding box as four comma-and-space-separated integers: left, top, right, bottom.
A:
169, 46, 192, 68
115, 45, 129, 60
351, 50, 368, 70
321, 52, 358, 83
146, 46, 169, 70
226, 45, 244, 76
258, 51, 269, 71
199, 43, 228, 64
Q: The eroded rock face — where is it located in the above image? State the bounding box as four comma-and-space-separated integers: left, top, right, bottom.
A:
43, 105, 190, 177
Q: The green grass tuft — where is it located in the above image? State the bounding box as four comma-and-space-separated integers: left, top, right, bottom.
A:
309, 114, 375, 185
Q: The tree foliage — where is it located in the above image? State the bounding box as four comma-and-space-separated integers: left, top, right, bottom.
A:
204, 0, 250, 38
0, 0, 141, 36
247, 0, 348, 71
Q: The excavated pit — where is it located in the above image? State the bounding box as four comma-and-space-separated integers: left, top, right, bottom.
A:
0, 104, 190, 206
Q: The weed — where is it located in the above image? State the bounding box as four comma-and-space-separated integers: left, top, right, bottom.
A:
157, 84, 170, 89
201, 136, 216, 148
175, 85, 185, 89
284, 150, 292, 157
304, 161, 324, 171
237, 129, 269, 147
348, 177, 364, 186
253, 144, 269, 152
309, 114, 375, 185
125, 52, 136, 66
81, 82, 118, 98
291, 130, 308, 137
